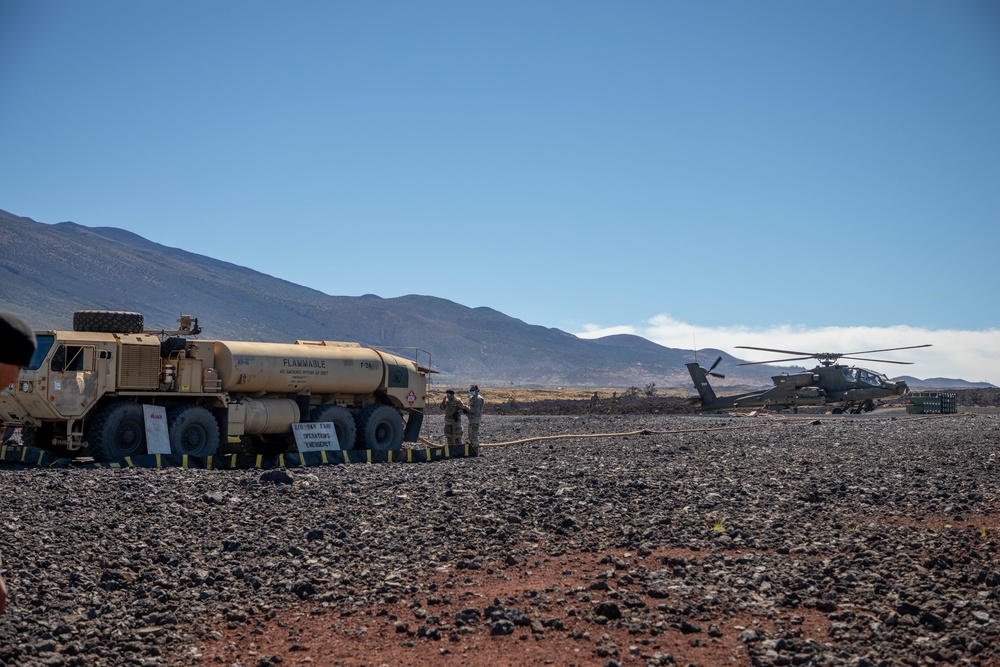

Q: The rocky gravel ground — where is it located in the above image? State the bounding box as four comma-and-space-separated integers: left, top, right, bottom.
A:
1, 410, 998, 666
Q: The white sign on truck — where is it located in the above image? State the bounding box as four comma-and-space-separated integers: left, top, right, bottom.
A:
291, 421, 340, 452
142, 404, 171, 455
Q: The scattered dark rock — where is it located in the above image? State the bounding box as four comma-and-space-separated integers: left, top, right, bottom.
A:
260, 469, 294, 485
490, 620, 515, 636
594, 602, 622, 620
1, 412, 998, 666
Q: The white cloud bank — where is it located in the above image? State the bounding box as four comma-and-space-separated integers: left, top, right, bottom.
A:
576, 315, 1000, 385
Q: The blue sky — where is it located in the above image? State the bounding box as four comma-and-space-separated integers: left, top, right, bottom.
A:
2, 1, 998, 382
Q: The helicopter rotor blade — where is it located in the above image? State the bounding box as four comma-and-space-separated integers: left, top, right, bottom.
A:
735, 346, 815, 356
737, 356, 815, 366
709, 372, 726, 379
839, 356, 914, 365
734, 344, 931, 367
839, 344, 932, 356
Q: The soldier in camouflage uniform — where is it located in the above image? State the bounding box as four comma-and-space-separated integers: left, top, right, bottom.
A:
466, 384, 485, 446
440, 389, 465, 445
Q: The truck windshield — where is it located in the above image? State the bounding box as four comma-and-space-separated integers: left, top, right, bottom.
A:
26, 334, 55, 370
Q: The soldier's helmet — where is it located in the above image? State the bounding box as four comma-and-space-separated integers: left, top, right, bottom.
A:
445, 389, 455, 395
469, 384, 479, 392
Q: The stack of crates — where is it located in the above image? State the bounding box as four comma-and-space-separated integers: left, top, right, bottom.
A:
906, 391, 958, 414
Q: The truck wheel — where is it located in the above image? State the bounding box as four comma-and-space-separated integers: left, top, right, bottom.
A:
73, 310, 145, 334
310, 404, 357, 451
87, 401, 146, 461
167, 405, 220, 457
358, 404, 404, 451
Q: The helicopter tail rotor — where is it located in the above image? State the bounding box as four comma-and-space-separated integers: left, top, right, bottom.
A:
706, 356, 726, 379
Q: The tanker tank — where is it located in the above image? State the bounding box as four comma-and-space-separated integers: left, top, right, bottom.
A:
213, 340, 387, 394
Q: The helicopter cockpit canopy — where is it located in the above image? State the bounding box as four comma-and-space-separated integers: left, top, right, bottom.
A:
857, 369, 888, 386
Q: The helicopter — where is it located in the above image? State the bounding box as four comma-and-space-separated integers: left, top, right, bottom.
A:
686, 344, 932, 414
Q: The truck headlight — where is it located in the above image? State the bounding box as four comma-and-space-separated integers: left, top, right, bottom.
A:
20, 381, 32, 393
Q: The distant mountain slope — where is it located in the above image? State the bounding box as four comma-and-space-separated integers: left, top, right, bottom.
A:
3, 207, 963, 389
892, 376, 996, 390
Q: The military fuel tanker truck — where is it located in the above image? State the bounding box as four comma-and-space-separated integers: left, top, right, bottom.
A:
0, 311, 433, 462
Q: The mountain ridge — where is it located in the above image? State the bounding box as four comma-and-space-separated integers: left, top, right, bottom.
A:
891, 376, 995, 390
2, 208, 991, 390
